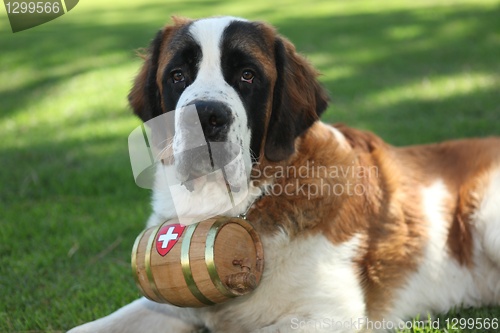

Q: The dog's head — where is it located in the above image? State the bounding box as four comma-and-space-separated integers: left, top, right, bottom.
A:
129, 16, 328, 190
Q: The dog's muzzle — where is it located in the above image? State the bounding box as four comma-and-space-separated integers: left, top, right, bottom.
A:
174, 101, 236, 184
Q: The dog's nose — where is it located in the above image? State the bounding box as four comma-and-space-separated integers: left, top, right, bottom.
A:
189, 100, 232, 141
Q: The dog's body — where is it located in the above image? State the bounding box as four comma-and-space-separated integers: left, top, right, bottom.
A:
69, 17, 500, 333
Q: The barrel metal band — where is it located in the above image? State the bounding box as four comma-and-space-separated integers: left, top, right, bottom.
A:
145, 225, 170, 303
205, 218, 238, 298
131, 229, 152, 300
181, 223, 216, 306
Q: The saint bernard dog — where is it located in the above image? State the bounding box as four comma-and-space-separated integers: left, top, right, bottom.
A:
69, 16, 500, 333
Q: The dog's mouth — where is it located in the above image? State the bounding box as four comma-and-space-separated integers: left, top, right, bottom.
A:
174, 141, 244, 193
171, 104, 245, 192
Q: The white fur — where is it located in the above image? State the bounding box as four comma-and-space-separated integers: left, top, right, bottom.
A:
66, 298, 202, 333
147, 162, 265, 226
328, 124, 350, 152
196, 233, 366, 332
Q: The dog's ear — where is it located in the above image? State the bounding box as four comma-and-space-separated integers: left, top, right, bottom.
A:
265, 36, 329, 162
128, 17, 191, 122
128, 29, 164, 122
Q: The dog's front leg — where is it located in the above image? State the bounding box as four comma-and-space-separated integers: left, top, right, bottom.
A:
67, 297, 205, 333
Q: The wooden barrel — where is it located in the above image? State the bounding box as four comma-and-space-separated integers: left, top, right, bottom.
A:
131, 216, 264, 307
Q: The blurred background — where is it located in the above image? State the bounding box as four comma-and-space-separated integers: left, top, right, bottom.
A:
1, 0, 499, 331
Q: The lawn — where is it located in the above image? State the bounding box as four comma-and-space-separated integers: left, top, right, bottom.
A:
1, 0, 499, 332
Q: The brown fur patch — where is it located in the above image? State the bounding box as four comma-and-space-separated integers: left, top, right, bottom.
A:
333, 125, 428, 319
395, 138, 500, 266
128, 54, 150, 117
250, 122, 500, 319
249, 123, 358, 235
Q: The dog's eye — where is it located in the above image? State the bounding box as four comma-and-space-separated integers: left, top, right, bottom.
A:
241, 70, 254, 84
171, 70, 185, 84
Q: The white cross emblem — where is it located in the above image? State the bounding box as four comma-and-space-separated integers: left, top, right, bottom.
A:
158, 227, 179, 249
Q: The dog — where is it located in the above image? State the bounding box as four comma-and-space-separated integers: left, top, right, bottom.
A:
69, 16, 500, 333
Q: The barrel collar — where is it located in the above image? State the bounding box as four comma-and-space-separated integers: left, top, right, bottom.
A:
238, 193, 264, 220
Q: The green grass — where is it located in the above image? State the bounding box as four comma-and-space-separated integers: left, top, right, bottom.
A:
1, 0, 499, 332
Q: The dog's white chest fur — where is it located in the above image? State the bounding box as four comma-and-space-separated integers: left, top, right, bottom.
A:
196, 233, 366, 332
